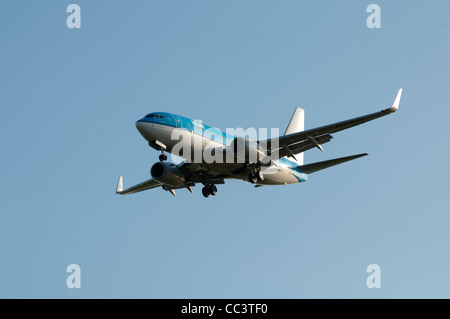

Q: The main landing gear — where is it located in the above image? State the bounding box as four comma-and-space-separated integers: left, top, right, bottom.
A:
201, 184, 218, 198
248, 169, 264, 184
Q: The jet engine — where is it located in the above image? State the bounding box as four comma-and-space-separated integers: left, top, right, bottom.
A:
150, 162, 185, 187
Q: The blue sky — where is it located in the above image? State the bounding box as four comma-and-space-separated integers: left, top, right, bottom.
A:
1, 0, 450, 298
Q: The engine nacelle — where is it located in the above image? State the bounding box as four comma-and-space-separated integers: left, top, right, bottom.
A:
150, 162, 185, 187
230, 137, 261, 163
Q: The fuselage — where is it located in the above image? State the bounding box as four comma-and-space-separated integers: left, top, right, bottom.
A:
135, 112, 307, 185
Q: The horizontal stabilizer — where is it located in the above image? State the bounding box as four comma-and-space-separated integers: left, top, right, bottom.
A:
298, 153, 368, 174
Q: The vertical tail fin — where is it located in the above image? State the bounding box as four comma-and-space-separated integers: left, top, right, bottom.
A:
284, 107, 305, 165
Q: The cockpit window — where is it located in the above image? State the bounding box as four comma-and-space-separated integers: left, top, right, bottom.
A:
145, 114, 164, 119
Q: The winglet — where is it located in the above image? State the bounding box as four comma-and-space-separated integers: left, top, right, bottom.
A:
389, 88, 402, 112
116, 176, 123, 194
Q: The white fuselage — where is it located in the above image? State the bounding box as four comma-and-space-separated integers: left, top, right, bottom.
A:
136, 120, 307, 185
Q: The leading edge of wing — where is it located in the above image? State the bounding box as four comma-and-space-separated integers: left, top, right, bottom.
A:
116, 176, 161, 195
262, 89, 402, 153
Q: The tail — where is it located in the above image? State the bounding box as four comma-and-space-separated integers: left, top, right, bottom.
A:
284, 107, 305, 165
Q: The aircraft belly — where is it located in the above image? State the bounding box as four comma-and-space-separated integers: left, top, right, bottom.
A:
258, 169, 299, 185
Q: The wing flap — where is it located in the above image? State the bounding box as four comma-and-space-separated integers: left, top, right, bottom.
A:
275, 134, 333, 158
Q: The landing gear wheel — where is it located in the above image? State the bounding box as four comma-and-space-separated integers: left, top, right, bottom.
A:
256, 169, 264, 182
208, 184, 218, 196
202, 186, 210, 198
248, 173, 258, 184
159, 153, 167, 161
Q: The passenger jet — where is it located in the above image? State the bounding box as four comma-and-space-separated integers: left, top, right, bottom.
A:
116, 89, 402, 197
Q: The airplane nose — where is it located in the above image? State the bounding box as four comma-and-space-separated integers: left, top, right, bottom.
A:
136, 121, 142, 128
136, 121, 146, 134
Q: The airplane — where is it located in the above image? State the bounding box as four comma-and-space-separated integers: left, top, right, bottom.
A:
116, 89, 402, 198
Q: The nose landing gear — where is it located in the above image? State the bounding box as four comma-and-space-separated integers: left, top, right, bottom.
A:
159, 152, 167, 161
148, 140, 168, 161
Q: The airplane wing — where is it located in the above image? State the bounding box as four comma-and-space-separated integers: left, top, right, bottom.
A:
116, 162, 226, 196
260, 89, 402, 160
116, 176, 161, 195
